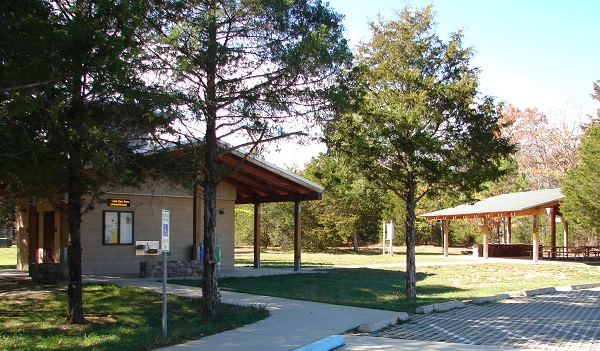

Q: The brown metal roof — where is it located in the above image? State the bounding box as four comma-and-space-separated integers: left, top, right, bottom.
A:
0, 143, 324, 205
219, 150, 323, 205
421, 188, 564, 220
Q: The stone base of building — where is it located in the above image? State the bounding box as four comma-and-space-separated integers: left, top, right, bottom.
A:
139, 260, 203, 278
29, 263, 68, 284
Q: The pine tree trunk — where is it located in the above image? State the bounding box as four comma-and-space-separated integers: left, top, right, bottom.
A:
202, 101, 220, 319
352, 226, 359, 252
202, 0, 220, 319
404, 180, 417, 300
66, 176, 85, 324
202, 166, 219, 319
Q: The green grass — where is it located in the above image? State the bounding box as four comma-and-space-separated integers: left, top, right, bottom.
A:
175, 249, 600, 313
0, 283, 268, 351
0, 246, 17, 269
234, 246, 468, 268
220, 263, 600, 312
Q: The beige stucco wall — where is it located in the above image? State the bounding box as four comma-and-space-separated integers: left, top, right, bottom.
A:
80, 192, 194, 275
16, 181, 238, 276
215, 183, 236, 270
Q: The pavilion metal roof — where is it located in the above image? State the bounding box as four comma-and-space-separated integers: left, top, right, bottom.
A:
421, 188, 565, 220
220, 149, 324, 205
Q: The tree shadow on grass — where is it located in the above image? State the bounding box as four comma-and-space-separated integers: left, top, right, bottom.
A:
217, 268, 468, 313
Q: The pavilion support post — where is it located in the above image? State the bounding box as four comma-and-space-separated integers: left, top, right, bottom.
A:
506, 217, 512, 244
293, 200, 301, 272
253, 202, 261, 269
28, 203, 39, 267
382, 220, 385, 254
483, 217, 489, 259
548, 207, 556, 258
532, 214, 539, 262
563, 219, 569, 248
443, 220, 449, 257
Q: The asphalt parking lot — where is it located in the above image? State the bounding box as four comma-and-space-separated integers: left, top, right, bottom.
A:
372, 288, 600, 351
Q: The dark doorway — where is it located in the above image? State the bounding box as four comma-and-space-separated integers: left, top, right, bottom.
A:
43, 211, 55, 263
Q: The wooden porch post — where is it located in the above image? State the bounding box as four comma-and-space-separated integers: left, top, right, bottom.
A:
253, 202, 261, 269
548, 207, 557, 258
483, 217, 489, 259
293, 200, 301, 272
443, 220, 449, 257
532, 214, 539, 262
563, 219, 569, 248
28, 203, 39, 267
506, 217, 512, 244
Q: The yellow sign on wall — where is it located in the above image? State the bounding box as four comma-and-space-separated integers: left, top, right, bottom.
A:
108, 199, 130, 207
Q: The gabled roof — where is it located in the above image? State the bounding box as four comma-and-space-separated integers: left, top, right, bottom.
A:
219, 149, 323, 205
0, 139, 323, 204
421, 188, 564, 220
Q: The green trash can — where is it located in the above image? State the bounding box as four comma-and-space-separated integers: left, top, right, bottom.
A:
199, 244, 221, 271
216, 245, 221, 271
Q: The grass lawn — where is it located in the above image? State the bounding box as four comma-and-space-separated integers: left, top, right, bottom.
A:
0, 281, 268, 351
234, 245, 469, 268
0, 246, 17, 269
171, 246, 600, 314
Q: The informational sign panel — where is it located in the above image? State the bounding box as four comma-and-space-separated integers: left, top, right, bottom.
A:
161, 210, 170, 252
108, 199, 130, 207
382, 220, 394, 256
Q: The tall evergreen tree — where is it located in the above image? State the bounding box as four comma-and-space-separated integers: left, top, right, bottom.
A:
561, 80, 600, 237
0, 0, 172, 323
326, 5, 514, 299
302, 153, 385, 250
158, 0, 352, 318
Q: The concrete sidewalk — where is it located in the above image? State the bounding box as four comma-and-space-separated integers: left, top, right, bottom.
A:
84, 274, 405, 351
84, 270, 527, 351
3, 264, 538, 351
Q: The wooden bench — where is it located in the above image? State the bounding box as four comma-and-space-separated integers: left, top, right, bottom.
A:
543, 246, 587, 259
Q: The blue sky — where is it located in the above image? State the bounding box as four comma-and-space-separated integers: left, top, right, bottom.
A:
327, 0, 600, 121
267, 0, 600, 167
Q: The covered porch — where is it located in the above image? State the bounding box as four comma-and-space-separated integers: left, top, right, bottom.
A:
219, 150, 323, 271
422, 188, 566, 262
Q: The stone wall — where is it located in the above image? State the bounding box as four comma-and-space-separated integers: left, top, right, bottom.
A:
475, 243, 542, 257
139, 260, 202, 278
30, 263, 68, 284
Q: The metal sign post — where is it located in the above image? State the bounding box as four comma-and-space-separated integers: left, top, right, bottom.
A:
382, 221, 394, 256
161, 210, 170, 338
387, 221, 394, 257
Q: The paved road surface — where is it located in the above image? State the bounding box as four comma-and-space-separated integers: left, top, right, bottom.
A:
370, 288, 600, 351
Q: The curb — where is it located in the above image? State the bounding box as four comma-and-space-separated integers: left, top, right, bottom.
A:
556, 282, 600, 291
406, 282, 600, 318
357, 313, 409, 332
471, 293, 511, 304
293, 335, 344, 351
509, 287, 556, 297
415, 300, 464, 314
